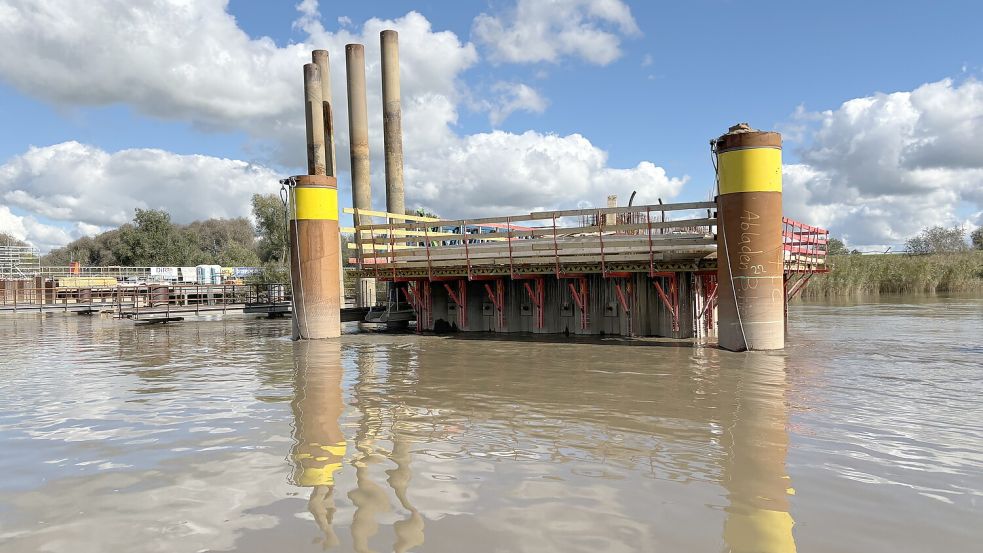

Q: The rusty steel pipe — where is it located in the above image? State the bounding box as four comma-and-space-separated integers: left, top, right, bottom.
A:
715, 124, 784, 351
345, 44, 372, 223
312, 50, 337, 177
289, 174, 342, 339
380, 30, 405, 216
345, 43, 376, 309
303, 63, 327, 176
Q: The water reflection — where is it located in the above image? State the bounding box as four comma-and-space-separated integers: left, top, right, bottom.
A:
722, 353, 796, 552
3, 298, 980, 552
290, 340, 346, 548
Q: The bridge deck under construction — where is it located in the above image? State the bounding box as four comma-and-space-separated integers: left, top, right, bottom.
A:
343, 201, 828, 339
348, 202, 827, 280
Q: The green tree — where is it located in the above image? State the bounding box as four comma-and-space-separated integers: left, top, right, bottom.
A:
184, 217, 259, 266
827, 237, 848, 256
972, 227, 983, 250
905, 225, 970, 255
117, 209, 188, 266
252, 193, 287, 263
216, 241, 262, 266
407, 207, 439, 219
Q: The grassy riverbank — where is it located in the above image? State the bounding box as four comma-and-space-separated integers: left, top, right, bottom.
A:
803, 251, 983, 296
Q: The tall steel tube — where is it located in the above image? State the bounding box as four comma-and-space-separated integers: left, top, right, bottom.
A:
290, 60, 340, 339
345, 44, 372, 222
312, 50, 337, 177
304, 63, 327, 177
312, 50, 346, 307
715, 123, 784, 351
380, 30, 405, 216
345, 43, 376, 308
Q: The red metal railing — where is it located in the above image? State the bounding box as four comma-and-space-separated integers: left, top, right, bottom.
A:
782, 217, 829, 273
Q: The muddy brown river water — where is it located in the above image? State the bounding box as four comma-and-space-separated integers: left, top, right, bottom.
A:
0, 296, 980, 552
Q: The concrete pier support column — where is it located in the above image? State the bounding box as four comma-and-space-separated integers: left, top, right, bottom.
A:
346, 43, 376, 308
715, 123, 784, 351
380, 30, 405, 216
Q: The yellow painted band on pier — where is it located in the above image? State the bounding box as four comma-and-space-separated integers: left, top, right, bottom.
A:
292, 187, 338, 220
718, 148, 782, 194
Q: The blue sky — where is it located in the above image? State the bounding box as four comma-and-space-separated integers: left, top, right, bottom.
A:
1, 0, 981, 251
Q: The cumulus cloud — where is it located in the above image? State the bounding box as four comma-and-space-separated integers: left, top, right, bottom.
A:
0, 206, 76, 252
0, 1, 686, 251
407, 131, 685, 217
472, 0, 640, 65
783, 78, 983, 247
484, 82, 549, 126
0, 0, 478, 168
0, 142, 281, 249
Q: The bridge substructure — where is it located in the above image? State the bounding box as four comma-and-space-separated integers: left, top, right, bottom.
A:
347, 201, 827, 340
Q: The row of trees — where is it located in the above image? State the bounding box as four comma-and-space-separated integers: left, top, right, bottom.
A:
905, 225, 981, 255
824, 226, 983, 256
36, 194, 375, 281
42, 194, 292, 271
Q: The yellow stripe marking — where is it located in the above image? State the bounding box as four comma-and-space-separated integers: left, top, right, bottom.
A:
292, 187, 338, 220
343, 207, 439, 222
718, 148, 782, 194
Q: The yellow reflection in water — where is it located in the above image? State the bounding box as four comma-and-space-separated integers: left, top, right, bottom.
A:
722, 353, 796, 553
290, 340, 346, 548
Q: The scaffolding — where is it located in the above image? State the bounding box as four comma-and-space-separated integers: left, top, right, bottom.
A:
0, 245, 41, 279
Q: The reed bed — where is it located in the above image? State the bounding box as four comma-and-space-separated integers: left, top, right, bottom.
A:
802, 251, 983, 296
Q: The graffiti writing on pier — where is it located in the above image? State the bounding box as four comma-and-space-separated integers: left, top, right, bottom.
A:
737, 210, 765, 275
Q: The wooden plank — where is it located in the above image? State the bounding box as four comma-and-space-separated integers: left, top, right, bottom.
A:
377, 236, 716, 259
365, 249, 714, 269
355, 202, 717, 231
359, 219, 715, 244
383, 243, 716, 263
343, 207, 438, 222
360, 235, 712, 256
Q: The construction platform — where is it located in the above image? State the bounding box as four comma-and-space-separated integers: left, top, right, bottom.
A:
346, 202, 828, 338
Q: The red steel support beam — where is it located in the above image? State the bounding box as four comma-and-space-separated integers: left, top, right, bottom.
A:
522, 277, 545, 329
443, 280, 467, 329
651, 272, 679, 333
566, 276, 589, 330
483, 279, 505, 330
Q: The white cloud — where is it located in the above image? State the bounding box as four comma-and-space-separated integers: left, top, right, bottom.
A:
784, 78, 983, 247
0, 142, 281, 250
485, 82, 549, 126
406, 131, 685, 217
472, 0, 640, 65
641, 53, 653, 67
0, 1, 478, 168
0, 205, 74, 252
0, 1, 687, 252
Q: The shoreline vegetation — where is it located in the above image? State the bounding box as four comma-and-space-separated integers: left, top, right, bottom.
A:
803, 252, 983, 297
